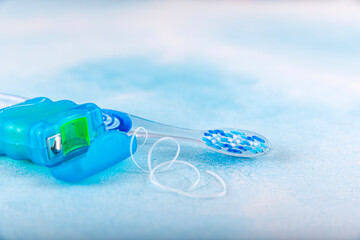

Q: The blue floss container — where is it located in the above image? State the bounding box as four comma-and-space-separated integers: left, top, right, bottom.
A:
0, 97, 136, 182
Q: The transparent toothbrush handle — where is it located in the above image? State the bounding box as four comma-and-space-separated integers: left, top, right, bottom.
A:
128, 115, 204, 144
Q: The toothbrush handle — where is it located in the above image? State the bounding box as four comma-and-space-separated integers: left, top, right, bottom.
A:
102, 109, 202, 143
129, 115, 203, 143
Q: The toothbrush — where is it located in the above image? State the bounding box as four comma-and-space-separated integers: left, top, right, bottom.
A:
0, 93, 270, 182
0, 93, 271, 159
102, 109, 271, 158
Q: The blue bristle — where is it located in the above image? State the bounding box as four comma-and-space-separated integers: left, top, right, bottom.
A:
233, 149, 242, 154
214, 129, 223, 134
225, 133, 233, 138
246, 136, 254, 141
260, 143, 267, 149
252, 135, 265, 143
228, 149, 242, 154
223, 143, 232, 148
204, 132, 212, 137
249, 148, 258, 154
216, 142, 225, 147
231, 131, 245, 137
202, 137, 212, 143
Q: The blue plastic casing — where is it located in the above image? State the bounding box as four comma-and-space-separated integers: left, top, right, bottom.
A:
51, 131, 136, 182
0, 97, 105, 167
0, 97, 136, 182
0, 97, 104, 166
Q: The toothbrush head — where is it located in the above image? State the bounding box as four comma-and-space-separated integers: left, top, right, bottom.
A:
202, 129, 271, 157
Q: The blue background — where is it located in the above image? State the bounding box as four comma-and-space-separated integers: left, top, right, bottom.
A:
0, 1, 359, 239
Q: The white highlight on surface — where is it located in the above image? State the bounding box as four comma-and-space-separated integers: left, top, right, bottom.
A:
0, 93, 27, 109
130, 127, 227, 199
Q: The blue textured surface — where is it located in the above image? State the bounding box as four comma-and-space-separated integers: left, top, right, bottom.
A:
0, 1, 360, 239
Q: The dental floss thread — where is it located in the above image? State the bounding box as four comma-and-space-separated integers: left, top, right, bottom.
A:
130, 127, 227, 199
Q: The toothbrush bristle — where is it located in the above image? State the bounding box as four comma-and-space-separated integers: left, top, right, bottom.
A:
202, 129, 269, 156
